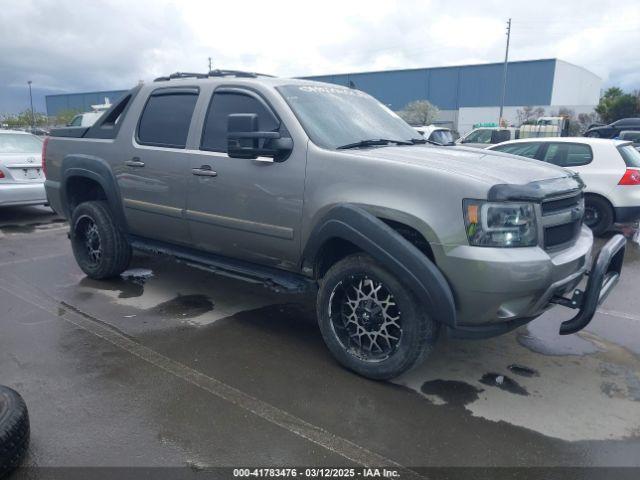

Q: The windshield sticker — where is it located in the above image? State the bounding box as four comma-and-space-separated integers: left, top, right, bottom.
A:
298, 86, 368, 97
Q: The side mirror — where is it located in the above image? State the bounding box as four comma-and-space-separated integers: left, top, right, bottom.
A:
227, 113, 293, 161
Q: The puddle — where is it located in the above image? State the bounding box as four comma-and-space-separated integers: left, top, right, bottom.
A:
479, 373, 529, 396
420, 379, 482, 407
517, 318, 602, 356
0, 219, 66, 234
507, 364, 539, 378
149, 294, 214, 319
79, 277, 144, 299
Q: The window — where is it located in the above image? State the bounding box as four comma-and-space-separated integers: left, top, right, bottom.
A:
201, 91, 280, 152
0, 133, 42, 153
69, 115, 82, 127
492, 143, 540, 159
542, 143, 592, 167
276, 85, 421, 150
463, 129, 493, 144
618, 144, 640, 168
137, 88, 198, 148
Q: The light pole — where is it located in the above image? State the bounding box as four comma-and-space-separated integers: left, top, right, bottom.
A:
27, 81, 35, 129
498, 18, 512, 126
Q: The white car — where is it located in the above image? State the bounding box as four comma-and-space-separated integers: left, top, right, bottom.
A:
414, 125, 455, 145
487, 137, 640, 235
0, 130, 46, 207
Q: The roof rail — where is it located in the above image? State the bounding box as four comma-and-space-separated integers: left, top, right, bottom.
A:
154, 69, 275, 82
208, 69, 274, 78
154, 72, 209, 82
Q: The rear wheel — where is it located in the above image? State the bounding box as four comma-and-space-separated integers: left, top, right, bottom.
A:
0, 386, 30, 477
317, 254, 439, 380
584, 196, 613, 236
70, 201, 131, 279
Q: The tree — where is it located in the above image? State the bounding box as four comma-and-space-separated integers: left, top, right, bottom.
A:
398, 100, 439, 126
54, 109, 81, 126
516, 106, 545, 125
595, 87, 640, 124
0, 110, 48, 128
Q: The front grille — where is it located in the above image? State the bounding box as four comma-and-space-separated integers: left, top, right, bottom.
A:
541, 192, 584, 249
542, 193, 583, 215
544, 220, 582, 248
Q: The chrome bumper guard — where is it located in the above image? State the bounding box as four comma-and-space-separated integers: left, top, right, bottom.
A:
550, 234, 626, 335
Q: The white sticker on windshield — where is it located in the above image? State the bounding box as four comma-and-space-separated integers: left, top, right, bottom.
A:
298, 85, 368, 97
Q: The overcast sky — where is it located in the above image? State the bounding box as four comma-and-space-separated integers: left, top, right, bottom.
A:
1, 0, 639, 114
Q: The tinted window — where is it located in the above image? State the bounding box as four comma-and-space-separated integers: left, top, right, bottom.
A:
137, 90, 198, 148
69, 115, 82, 127
201, 92, 280, 152
463, 129, 493, 144
429, 129, 453, 145
492, 142, 540, 158
542, 143, 592, 167
618, 144, 640, 168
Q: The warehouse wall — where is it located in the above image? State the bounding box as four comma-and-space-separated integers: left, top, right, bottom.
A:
303, 59, 556, 111
46, 90, 128, 116
551, 60, 601, 106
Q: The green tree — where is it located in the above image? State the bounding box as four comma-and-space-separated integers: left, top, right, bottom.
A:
1, 110, 48, 128
595, 87, 640, 123
398, 100, 440, 126
54, 109, 81, 126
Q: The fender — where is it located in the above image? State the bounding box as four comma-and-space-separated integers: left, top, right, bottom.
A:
303, 204, 456, 327
61, 155, 129, 232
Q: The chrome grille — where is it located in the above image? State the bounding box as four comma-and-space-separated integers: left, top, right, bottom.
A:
540, 192, 584, 249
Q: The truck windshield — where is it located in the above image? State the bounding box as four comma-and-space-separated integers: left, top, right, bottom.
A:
277, 85, 423, 150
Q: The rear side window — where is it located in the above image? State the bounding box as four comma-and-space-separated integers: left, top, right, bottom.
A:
542, 143, 592, 167
201, 91, 280, 152
492, 142, 540, 158
463, 129, 492, 144
618, 144, 640, 168
137, 88, 199, 148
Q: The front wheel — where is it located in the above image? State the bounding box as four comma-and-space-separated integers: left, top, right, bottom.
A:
317, 254, 439, 380
70, 201, 132, 279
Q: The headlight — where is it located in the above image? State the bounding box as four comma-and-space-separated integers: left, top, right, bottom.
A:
463, 200, 538, 247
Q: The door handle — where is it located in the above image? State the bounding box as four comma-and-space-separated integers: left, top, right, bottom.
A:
125, 158, 145, 167
192, 165, 217, 177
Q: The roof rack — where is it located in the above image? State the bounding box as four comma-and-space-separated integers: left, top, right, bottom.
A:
154, 69, 274, 82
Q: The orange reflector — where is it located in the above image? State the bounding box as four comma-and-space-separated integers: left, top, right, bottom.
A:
467, 204, 479, 224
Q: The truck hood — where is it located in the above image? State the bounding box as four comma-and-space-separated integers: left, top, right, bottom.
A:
344, 144, 574, 187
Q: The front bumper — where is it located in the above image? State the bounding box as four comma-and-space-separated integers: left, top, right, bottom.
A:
551, 234, 625, 334
0, 182, 46, 207
447, 234, 625, 338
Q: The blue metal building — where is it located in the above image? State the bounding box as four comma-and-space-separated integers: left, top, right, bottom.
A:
45, 59, 601, 134
46, 90, 128, 118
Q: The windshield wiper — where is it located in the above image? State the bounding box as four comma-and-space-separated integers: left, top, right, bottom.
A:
337, 138, 413, 149
410, 138, 444, 146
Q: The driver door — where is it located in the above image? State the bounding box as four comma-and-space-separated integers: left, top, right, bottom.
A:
185, 88, 306, 270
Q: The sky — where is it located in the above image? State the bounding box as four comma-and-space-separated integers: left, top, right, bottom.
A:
1, 0, 639, 115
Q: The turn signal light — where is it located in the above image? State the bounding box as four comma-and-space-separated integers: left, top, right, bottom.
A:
618, 168, 640, 185
0, 170, 5, 179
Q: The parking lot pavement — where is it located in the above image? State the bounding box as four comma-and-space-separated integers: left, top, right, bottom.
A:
1, 211, 640, 471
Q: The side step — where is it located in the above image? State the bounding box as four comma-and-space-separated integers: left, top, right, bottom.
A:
129, 236, 314, 293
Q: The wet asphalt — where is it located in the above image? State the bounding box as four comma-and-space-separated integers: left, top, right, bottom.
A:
1, 206, 640, 471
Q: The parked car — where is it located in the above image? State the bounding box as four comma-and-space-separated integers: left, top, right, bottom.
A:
44, 71, 625, 380
456, 127, 518, 148
488, 137, 640, 235
584, 118, 640, 138
414, 125, 455, 145
619, 130, 640, 150
0, 130, 46, 207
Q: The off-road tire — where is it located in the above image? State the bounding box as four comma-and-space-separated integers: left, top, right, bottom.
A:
0, 386, 30, 478
70, 201, 132, 279
585, 195, 613, 236
317, 254, 439, 380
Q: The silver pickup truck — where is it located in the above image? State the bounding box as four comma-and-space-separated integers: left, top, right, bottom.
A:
43, 70, 626, 379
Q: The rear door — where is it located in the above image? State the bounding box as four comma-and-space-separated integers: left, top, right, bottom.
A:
185, 87, 305, 270
117, 86, 199, 245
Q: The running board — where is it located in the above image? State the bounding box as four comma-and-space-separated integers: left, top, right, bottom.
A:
128, 236, 314, 293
